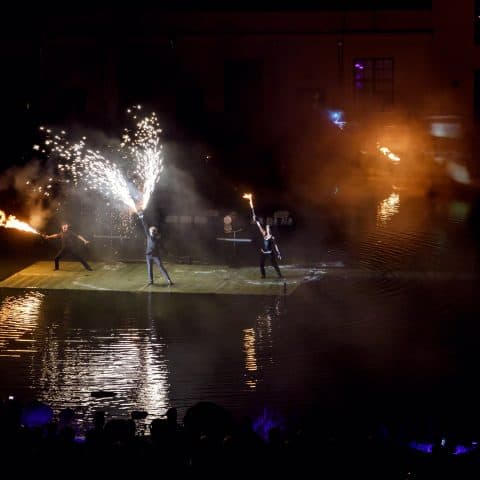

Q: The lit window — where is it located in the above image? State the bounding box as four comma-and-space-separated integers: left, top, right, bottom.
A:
353, 58, 394, 109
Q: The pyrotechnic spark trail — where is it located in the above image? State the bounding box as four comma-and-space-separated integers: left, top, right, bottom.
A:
37, 105, 165, 212
76, 148, 138, 212
46, 135, 137, 212
120, 107, 164, 210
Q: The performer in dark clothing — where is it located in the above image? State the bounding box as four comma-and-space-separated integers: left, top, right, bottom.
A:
138, 212, 173, 286
254, 216, 282, 278
43, 223, 92, 271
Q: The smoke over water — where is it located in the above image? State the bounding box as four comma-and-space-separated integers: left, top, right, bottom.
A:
285, 104, 474, 214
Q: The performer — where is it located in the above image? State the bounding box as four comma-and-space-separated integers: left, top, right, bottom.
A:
43, 222, 92, 271
138, 211, 174, 286
254, 216, 282, 278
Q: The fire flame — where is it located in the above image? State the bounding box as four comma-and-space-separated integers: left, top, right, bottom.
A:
378, 145, 400, 163
0, 210, 40, 235
242, 193, 254, 210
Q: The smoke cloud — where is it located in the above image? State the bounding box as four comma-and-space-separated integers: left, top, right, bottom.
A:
0, 158, 59, 230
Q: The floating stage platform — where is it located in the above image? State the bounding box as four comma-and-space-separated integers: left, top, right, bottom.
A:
0, 261, 327, 296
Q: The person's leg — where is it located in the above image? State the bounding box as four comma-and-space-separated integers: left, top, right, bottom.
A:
54, 248, 66, 270
146, 254, 154, 283
260, 252, 266, 278
270, 253, 282, 278
153, 256, 173, 285
70, 250, 92, 270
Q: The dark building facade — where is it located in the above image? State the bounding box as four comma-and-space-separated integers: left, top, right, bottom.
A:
1, 1, 479, 178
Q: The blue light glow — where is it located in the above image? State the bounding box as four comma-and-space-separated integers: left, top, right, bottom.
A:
252, 408, 283, 441
409, 440, 479, 456
328, 110, 346, 130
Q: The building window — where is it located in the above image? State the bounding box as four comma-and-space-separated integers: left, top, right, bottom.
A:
353, 58, 394, 109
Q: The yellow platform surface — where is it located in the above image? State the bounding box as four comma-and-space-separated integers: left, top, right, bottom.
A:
0, 261, 325, 296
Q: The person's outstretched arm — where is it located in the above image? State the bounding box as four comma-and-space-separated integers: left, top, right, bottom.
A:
43, 232, 60, 240
77, 234, 90, 245
273, 238, 281, 259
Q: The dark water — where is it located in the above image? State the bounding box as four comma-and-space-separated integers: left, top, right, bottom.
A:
1, 184, 480, 436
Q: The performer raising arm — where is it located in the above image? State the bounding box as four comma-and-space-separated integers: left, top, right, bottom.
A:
254, 215, 282, 279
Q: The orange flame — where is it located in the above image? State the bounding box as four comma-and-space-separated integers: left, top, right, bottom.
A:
0, 210, 40, 235
242, 193, 254, 210
377, 145, 400, 163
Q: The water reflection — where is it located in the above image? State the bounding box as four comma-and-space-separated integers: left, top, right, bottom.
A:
0, 291, 43, 357
243, 296, 281, 390
243, 328, 257, 389
448, 201, 470, 224
30, 293, 170, 424
1, 185, 480, 431
377, 192, 400, 226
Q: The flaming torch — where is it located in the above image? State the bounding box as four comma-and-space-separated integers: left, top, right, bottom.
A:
242, 193, 256, 218
378, 145, 401, 163
0, 210, 40, 235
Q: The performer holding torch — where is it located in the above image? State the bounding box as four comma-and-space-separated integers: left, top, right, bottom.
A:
255, 220, 282, 279
243, 193, 282, 279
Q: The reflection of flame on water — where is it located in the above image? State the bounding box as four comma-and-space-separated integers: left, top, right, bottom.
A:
0, 210, 40, 235
377, 192, 400, 226
0, 292, 44, 355
243, 327, 257, 389
243, 298, 279, 390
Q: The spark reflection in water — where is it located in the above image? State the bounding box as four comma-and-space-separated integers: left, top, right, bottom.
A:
33, 326, 170, 423
243, 297, 279, 390
0, 292, 174, 425
0, 291, 44, 357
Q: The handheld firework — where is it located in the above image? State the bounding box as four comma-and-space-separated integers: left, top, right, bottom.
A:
37, 105, 164, 215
